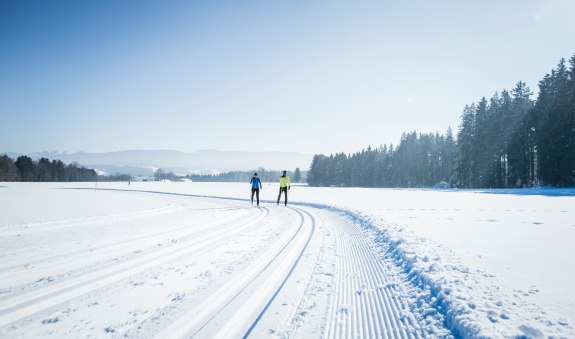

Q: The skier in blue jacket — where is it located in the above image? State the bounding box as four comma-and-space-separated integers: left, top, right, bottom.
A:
250, 173, 262, 206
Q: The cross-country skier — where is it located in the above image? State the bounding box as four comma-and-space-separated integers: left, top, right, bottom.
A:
250, 172, 262, 206
277, 170, 291, 206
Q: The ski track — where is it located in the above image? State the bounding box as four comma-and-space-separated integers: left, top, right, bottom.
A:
0, 188, 453, 338
326, 223, 424, 339
155, 206, 314, 339
0, 203, 183, 237
0, 207, 245, 276
0, 206, 269, 327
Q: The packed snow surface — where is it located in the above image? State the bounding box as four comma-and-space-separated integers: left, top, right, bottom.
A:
0, 182, 573, 338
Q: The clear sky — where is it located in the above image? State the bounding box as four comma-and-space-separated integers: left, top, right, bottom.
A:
1, 0, 574, 155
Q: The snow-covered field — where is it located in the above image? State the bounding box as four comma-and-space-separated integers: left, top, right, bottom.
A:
1, 182, 573, 338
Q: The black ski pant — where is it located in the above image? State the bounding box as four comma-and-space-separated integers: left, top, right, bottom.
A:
251, 188, 260, 205
277, 187, 288, 205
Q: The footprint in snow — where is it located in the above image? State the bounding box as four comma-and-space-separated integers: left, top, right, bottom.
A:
41, 317, 60, 324
487, 311, 499, 323
338, 306, 350, 316
518, 324, 544, 338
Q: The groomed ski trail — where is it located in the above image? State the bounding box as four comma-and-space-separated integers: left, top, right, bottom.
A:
0, 201, 269, 327
325, 217, 425, 339
0, 188, 451, 338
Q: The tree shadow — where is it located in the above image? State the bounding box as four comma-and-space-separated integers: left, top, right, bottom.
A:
477, 188, 575, 197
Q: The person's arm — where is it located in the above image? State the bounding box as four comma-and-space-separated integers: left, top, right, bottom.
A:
259, 178, 262, 189
288, 176, 291, 189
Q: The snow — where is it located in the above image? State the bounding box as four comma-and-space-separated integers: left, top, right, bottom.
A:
0, 182, 573, 338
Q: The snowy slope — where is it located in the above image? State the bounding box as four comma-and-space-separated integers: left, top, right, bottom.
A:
0, 182, 573, 338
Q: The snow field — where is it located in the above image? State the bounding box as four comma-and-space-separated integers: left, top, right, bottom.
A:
1, 196, 275, 335
1, 182, 574, 338
120, 182, 575, 337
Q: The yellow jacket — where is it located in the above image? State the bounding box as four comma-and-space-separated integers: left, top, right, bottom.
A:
279, 175, 291, 188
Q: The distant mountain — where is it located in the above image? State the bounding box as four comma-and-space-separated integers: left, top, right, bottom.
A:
2, 150, 313, 176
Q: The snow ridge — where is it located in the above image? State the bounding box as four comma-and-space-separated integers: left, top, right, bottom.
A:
293, 202, 573, 338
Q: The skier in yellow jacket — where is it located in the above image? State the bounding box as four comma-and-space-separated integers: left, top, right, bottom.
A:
277, 170, 291, 206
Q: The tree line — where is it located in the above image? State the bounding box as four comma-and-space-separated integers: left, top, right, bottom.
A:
0, 155, 98, 182
0, 155, 133, 182
186, 168, 303, 183
0, 154, 305, 184
308, 54, 575, 188
307, 130, 456, 188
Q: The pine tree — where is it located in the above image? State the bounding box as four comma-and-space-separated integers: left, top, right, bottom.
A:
52, 160, 66, 181
566, 54, 575, 185
15, 156, 36, 182
0, 155, 21, 181
442, 127, 457, 183
507, 81, 534, 187
530, 59, 571, 186
455, 104, 476, 187
307, 155, 325, 187
37, 158, 53, 182
293, 168, 301, 183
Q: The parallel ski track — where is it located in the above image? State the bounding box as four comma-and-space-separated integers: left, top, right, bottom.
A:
0, 203, 182, 236
242, 207, 316, 338
124, 190, 443, 338
69, 189, 319, 338
2, 188, 442, 338
153, 205, 315, 339
0, 200, 247, 275
0, 196, 269, 327
325, 219, 424, 339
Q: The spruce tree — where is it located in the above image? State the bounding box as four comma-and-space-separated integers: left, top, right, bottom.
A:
293, 168, 301, 183
0, 155, 21, 181
15, 156, 36, 182
455, 104, 476, 187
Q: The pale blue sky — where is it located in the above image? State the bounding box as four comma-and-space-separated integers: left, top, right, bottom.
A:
1, 0, 574, 154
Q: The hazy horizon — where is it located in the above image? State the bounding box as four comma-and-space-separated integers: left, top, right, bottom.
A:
2, 0, 574, 155
2, 149, 314, 156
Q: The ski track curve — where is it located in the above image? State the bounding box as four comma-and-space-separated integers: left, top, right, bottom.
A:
0, 199, 269, 327
153, 206, 314, 339
241, 207, 316, 339
0, 203, 183, 237
0, 188, 454, 338
0, 200, 248, 277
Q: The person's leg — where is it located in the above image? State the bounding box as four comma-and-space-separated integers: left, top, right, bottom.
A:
279, 187, 285, 205
256, 189, 260, 205
251, 188, 255, 204
277, 187, 282, 205
284, 187, 288, 205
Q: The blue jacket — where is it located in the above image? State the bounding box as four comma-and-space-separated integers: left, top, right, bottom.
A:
250, 177, 262, 189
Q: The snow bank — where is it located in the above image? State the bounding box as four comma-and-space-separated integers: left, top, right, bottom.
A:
265, 199, 572, 338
